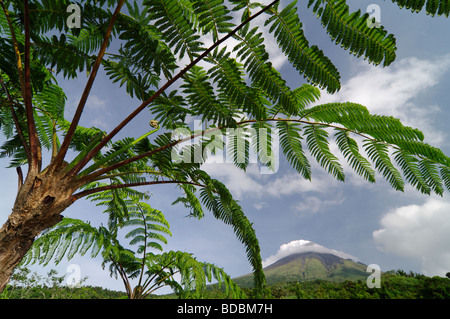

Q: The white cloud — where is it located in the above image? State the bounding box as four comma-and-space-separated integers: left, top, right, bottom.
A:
233, 1, 288, 71
316, 54, 450, 146
262, 239, 360, 267
253, 201, 268, 210
264, 172, 337, 197
202, 159, 339, 200
291, 195, 345, 215
86, 94, 108, 110
373, 198, 450, 277
201, 162, 265, 199
203, 54, 450, 200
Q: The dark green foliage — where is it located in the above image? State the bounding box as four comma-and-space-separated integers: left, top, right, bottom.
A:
278, 121, 311, 180
3, 268, 450, 299
290, 271, 450, 299
305, 124, 345, 181
0, 267, 127, 299
335, 130, 375, 183
265, 0, 341, 93
2, 0, 450, 299
233, 25, 300, 116
144, 0, 204, 61
307, 0, 396, 67
390, 0, 450, 16
21, 186, 245, 299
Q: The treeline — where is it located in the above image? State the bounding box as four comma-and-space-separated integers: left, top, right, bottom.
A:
242, 270, 450, 299
1, 285, 127, 299
0, 267, 127, 299
2, 268, 450, 299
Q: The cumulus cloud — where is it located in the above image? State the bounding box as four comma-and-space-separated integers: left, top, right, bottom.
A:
291, 195, 345, 215
316, 54, 450, 146
202, 159, 340, 201
201, 162, 265, 199
262, 239, 360, 267
373, 198, 450, 277
201, 54, 450, 201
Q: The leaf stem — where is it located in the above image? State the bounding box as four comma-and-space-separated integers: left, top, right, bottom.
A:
23, 0, 42, 173
52, 0, 125, 170
73, 180, 206, 199
65, 0, 281, 178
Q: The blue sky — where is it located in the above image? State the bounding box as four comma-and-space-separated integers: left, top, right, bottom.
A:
1, 0, 450, 292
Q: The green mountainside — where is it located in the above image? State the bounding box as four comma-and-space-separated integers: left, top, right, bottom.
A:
4, 252, 450, 299
233, 252, 369, 288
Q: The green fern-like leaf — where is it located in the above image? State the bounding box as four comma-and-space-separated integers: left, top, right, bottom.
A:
305, 124, 345, 181
277, 121, 311, 180
21, 218, 110, 266
335, 129, 376, 183
308, 0, 397, 66
181, 65, 236, 126
199, 178, 266, 292
233, 26, 299, 115
205, 48, 268, 120
116, 3, 178, 80
227, 126, 251, 170
419, 158, 444, 195
144, 0, 204, 60
192, 0, 235, 41
265, 0, 341, 93
251, 121, 277, 172
390, 0, 450, 16
394, 149, 431, 194
364, 140, 404, 191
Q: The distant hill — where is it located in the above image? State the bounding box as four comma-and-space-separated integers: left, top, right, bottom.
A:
233, 252, 369, 288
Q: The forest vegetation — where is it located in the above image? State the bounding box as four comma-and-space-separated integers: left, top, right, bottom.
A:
1, 0, 450, 299
2, 267, 450, 299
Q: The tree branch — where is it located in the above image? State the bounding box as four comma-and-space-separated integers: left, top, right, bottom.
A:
0, 0, 25, 95
64, 0, 281, 178
92, 170, 165, 182
143, 259, 179, 294
23, 0, 42, 173
0, 79, 30, 160
109, 255, 132, 298
16, 167, 23, 191
75, 140, 183, 185
136, 205, 147, 290
76, 128, 206, 184
52, 0, 125, 169
77, 116, 398, 186
73, 180, 206, 199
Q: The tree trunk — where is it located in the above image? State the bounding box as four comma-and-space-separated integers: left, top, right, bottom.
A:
0, 169, 77, 293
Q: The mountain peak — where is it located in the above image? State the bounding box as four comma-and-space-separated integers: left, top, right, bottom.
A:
264, 251, 356, 271
262, 239, 360, 267
234, 242, 368, 288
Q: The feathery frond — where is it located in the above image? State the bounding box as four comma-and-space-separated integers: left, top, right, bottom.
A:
305, 123, 345, 181
199, 178, 266, 291
277, 120, 311, 180
144, 0, 204, 60
364, 139, 404, 191
233, 26, 299, 115
335, 129, 375, 183
307, 0, 397, 66
265, 0, 341, 93
390, 0, 450, 17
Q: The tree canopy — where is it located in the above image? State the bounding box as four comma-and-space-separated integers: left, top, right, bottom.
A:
0, 0, 449, 295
